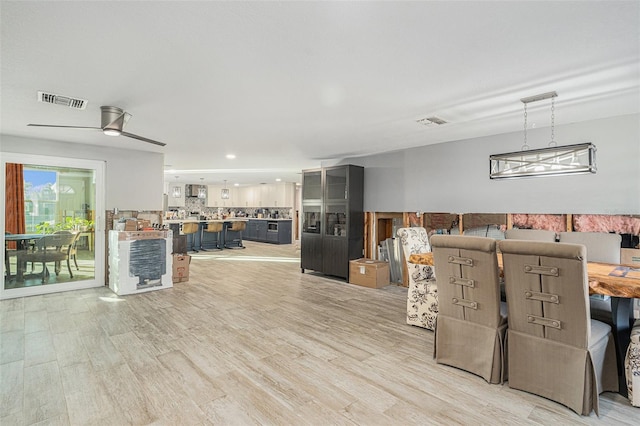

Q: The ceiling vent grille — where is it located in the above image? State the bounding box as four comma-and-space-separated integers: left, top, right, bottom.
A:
416, 116, 448, 126
37, 91, 87, 110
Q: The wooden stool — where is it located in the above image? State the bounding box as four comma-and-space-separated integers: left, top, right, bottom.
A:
182, 222, 199, 253
202, 222, 223, 250
224, 221, 246, 249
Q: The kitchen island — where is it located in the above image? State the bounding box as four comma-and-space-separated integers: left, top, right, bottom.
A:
164, 218, 292, 250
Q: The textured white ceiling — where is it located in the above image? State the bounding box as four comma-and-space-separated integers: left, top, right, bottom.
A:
1, 1, 638, 185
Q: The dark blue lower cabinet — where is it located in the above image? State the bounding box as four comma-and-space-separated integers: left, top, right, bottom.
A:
244, 220, 292, 244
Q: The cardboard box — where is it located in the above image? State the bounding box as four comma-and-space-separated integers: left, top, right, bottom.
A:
124, 219, 138, 231
173, 235, 187, 254
349, 259, 390, 288
621, 248, 640, 266
172, 254, 191, 283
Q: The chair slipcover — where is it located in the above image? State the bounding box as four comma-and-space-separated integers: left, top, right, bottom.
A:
625, 319, 640, 407
558, 232, 622, 264
397, 227, 438, 330
558, 232, 623, 325
431, 235, 507, 384
505, 228, 557, 242
499, 240, 618, 416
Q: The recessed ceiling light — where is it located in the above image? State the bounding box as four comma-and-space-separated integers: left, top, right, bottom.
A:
275, 178, 281, 182
226, 154, 236, 159
234, 183, 240, 187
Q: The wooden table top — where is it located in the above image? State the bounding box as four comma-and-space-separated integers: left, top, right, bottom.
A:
408, 252, 640, 298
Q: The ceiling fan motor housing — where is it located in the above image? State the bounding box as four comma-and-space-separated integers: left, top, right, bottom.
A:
100, 106, 128, 133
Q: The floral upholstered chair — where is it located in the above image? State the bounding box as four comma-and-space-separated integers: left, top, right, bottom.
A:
625, 319, 640, 407
397, 227, 438, 331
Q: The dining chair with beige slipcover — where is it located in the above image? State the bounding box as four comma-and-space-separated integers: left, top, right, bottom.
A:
558, 232, 624, 326
397, 227, 438, 330
499, 240, 618, 416
505, 228, 557, 242
431, 235, 507, 383
625, 319, 640, 407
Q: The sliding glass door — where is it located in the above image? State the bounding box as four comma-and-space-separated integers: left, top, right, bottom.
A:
2, 153, 105, 299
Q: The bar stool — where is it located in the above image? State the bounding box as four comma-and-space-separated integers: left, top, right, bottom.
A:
202, 222, 223, 250
224, 221, 246, 249
182, 222, 199, 253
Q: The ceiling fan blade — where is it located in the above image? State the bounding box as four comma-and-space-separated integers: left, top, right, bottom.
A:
27, 124, 101, 130
121, 131, 166, 147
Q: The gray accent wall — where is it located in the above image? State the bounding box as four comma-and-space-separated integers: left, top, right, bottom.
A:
341, 113, 640, 214
1, 135, 164, 211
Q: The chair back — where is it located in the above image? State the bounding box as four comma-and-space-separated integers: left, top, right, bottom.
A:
558, 231, 621, 264
431, 235, 502, 327
36, 232, 78, 252
505, 228, 557, 242
396, 227, 431, 260
53, 230, 80, 255
230, 221, 246, 232
182, 222, 199, 235
206, 222, 224, 233
499, 240, 590, 348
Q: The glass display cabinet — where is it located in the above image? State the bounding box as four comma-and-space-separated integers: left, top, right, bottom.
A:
301, 165, 364, 280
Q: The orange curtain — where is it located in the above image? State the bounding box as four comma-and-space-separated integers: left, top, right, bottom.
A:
5, 163, 25, 248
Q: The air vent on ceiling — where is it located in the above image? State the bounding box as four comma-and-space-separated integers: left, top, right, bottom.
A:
416, 116, 448, 126
37, 91, 87, 110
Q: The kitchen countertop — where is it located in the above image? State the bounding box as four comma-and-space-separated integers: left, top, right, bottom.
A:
245, 218, 292, 221
164, 218, 248, 224
164, 218, 291, 224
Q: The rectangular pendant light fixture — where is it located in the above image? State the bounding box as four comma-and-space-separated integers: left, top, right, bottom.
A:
489, 142, 597, 179
490, 91, 597, 179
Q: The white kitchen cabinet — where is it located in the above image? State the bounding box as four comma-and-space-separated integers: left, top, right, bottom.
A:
206, 185, 236, 207
167, 183, 185, 207
236, 186, 256, 207
260, 182, 295, 207
201, 183, 295, 208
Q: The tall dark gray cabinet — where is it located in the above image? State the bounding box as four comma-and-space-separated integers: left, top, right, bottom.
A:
301, 165, 364, 280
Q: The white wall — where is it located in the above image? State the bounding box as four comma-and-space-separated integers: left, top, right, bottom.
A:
0, 135, 164, 210
344, 113, 640, 214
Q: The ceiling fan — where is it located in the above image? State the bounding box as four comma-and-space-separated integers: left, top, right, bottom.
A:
28, 106, 166, 146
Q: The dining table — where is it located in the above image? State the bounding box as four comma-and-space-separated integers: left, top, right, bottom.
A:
4, 233, 45, 279
409, 251, 640, 396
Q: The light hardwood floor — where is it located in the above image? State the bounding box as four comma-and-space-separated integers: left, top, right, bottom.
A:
1, 241, 639, 425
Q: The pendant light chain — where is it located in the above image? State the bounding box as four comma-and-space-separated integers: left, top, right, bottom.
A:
549, 96, 556, 147
522, 102, 529, 150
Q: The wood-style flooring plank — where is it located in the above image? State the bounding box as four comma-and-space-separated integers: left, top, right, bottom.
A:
22, 360, 66, 425
0, 360, 23, 419
0, 330, 24, 365
0, 309, 24, 333
96, 364, 157, 425
23, 330, 56, 367
157, 349, 226, 408
60, 361, 127, 425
